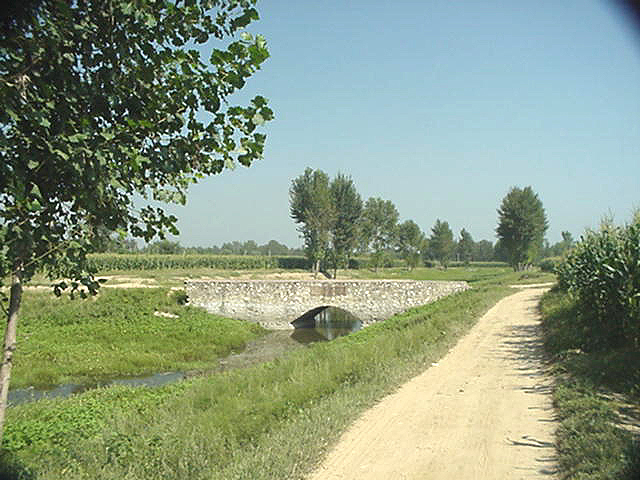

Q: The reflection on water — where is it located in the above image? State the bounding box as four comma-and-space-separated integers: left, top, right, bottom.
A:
291, 306, 361, 343
9, 306, 361, 406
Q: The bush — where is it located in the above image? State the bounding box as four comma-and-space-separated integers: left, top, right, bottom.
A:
538, 256, 562, 272
556, 215, 640, 350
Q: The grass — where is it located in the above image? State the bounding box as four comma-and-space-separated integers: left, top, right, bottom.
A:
7, 288, 265, 389
539, 288, 640, 479
0, 269, 525, 479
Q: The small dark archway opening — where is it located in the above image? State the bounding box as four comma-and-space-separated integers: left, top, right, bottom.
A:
290, 306, 362, 343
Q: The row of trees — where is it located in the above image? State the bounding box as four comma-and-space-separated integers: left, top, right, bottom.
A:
101, 182, 564, 274
289, 168, 506, 275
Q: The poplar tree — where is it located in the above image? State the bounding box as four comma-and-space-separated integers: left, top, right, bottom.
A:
429, 219, 455, 269
396, 220, 425, 270
0, 0, 271, 442
496, 186, 548, 270
289, 168, 335, 276
361, 197, 399, 271
457, 228, 474, 265
329, 173, 363, 277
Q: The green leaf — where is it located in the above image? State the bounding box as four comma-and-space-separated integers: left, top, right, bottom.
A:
67, 133, 87, 143
53, 149, 69, 160
251, 113, 265, 126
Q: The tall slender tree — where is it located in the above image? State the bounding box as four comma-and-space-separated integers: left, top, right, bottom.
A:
457, 228, 474, 265
329, 173, 363, 277
396, 220, 425, 270
361, 197, 399, 271
496, 186, 548, 270
429, 219, 455, 269
289, 168, 335, 276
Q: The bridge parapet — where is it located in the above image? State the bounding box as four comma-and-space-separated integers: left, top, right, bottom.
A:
185, 279, 470, 329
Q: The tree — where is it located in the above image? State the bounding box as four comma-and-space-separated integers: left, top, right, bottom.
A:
429, 220, 455, 269
289, 168, 335, 276
361, 197, 399, 271
144, 239, 183, 255
0, 0, 271, 442
456, 228, 474, 265
396, 220, 425, 270
329, 173, 363, 277
496, 186, 548, 270
473, 239, 495, 262
261, 239, 290, 256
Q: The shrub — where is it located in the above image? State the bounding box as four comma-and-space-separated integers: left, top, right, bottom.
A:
538, 256, 562, 273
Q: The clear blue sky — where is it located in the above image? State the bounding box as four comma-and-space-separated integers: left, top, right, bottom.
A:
158, 0, 640, 248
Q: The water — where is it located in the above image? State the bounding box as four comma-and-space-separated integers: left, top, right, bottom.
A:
9, 306, 361, 406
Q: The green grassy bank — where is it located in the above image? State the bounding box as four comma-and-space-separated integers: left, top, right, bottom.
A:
7, 288, 265, 389
0, 275, 523, 479
539, 288, 640, 480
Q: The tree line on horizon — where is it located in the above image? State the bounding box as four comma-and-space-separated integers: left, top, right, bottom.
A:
97, 177, 572, 274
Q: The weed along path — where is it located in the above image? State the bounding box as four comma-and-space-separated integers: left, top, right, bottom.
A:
308, 286, 557, 480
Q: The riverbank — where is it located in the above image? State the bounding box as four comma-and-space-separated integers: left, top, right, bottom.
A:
8, 287, 265, 389
1, 275, 523, 479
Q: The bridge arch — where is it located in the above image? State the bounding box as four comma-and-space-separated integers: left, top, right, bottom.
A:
185, 279, 469, 329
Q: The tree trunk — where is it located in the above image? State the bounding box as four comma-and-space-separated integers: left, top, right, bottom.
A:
0, 267, 23, 444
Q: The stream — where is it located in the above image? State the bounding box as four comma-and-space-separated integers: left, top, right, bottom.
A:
10, 306, 361, 406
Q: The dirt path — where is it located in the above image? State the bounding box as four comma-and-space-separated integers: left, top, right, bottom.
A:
308, 286, 557, 480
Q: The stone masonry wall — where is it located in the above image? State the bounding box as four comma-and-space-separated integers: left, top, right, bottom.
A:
185, 280, 469, 329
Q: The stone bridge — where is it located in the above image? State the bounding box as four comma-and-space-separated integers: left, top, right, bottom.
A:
185, 280, 470, 329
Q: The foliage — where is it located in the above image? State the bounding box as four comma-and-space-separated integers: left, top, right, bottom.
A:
541, 230, 574, 259
328, 173, 363, 275
0, 0, 272, 441
539, 289, 640, 480
395, 220, 425, 270
428, 219, 455, 269
289, 168, 335, 275
538, 256, 562, 273
472, 239, 495, 262
143, 240, 183, 255
360, 197, 399, 271
496, 186, 548, 271
0, 0, 272, 288
555, 215, 640, 350
456, 228, 474, 265
86, 253, 309, 271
